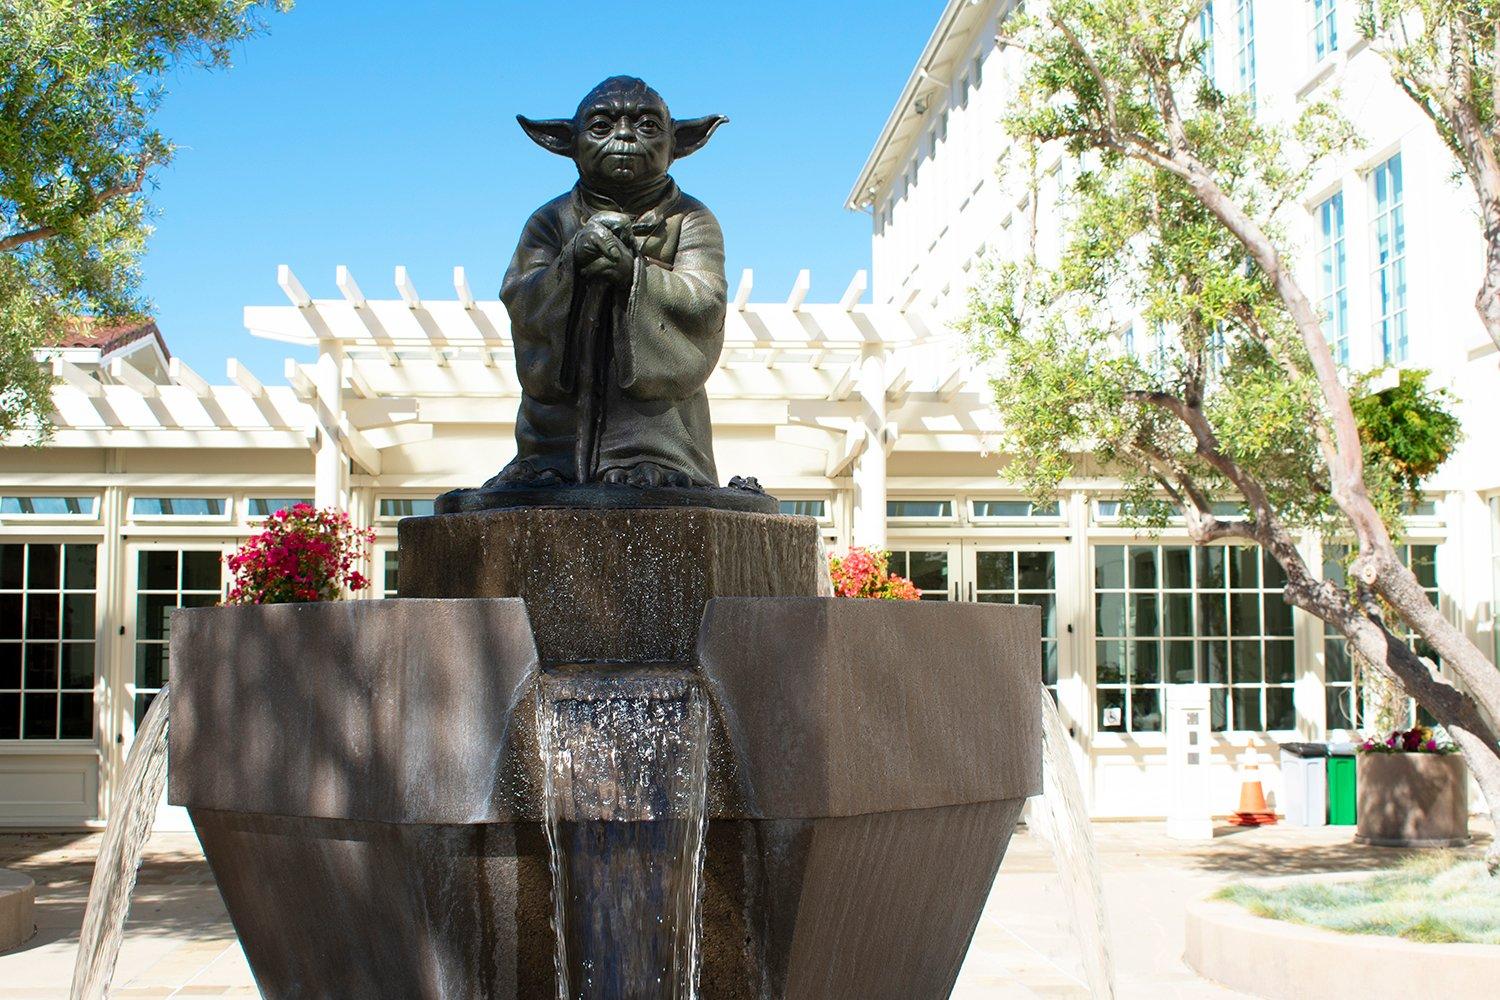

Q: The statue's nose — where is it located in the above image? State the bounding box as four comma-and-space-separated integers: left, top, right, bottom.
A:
612, 117, 636, 139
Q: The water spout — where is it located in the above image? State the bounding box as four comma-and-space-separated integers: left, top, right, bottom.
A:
1033, 685, 1116, 999
70, 685, 171, 1000
535, 670, 710, 1000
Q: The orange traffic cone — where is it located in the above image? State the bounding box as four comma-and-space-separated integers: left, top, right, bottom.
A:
1230, 744, 1277, 827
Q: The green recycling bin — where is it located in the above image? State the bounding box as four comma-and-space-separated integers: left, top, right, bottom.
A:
1327, 752, 1357, 825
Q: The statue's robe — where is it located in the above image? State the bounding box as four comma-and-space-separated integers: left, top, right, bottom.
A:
495, 179, 727, 486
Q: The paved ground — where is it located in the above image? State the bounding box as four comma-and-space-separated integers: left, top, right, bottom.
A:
0, 819, 1491, 999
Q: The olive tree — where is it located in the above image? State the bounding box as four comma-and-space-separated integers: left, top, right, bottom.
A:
969, 0, 1500, 869
0, 0, 292, 435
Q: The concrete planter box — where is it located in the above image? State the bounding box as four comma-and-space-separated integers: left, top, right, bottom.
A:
1186, 878, 1500, 998
1355, 752, 1470, 848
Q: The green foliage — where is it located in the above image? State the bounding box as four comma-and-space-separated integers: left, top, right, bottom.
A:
964, 0, 1441, 541
0, 0, 291, 435
1351, 368, 1462, 499
1215, 854, 1500, 944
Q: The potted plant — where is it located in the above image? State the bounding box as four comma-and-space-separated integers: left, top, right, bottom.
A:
1355, 725, 1470, 848
225, 503, 374, 604
826, 547, 921, 600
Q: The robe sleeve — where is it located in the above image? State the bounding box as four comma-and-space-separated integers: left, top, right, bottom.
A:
500, 201, 579, 403
615, 205, 727, 402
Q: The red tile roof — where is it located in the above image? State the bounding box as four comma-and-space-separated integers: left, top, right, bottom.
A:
49, 318, 171, 360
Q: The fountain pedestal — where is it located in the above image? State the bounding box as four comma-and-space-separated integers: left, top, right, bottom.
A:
170, 508, 1042, 999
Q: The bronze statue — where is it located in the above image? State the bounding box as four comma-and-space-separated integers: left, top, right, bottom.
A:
491, 76, 728, 489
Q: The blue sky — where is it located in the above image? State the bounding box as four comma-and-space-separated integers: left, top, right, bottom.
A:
142, 1, 941, 381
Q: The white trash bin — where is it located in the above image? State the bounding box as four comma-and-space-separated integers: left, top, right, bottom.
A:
1279, 742, 1328, 827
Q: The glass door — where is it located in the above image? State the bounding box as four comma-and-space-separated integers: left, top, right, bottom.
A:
965, 545, 1066, 700
887, 545, 960, 600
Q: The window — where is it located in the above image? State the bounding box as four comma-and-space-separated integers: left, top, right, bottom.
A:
886, 499, 954, 519
131, 497, 226, 518
887, 550, 951, 601
1199, 1, 1216, 79
134, 550, 222, 723
1323, 543, 1436, 730
381, 549, 400, 598
246, 497, 312, 519
971, 499, 1062, 519
1095, 499, 1184, 522
1317, 191, 1349, 365
1095, 544, 1294, 734
1235, 0, 1256, 109
778, 499, 827, 518
975, 550, 1059, 698
378, 498, 436, 519
0, 496, 96, 517
1311, 0, 1338, 62
1, 543, 97, 740
1371, 153, 1408, 363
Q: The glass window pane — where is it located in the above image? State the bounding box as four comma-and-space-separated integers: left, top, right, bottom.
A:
137, 595, 176, 642
23, 644, 58, 688
1162, 546, 1193, 589
1230, 593, 1260, 635
1210, 687, 1229, 732
1099, 687, 1126, 730
1097, 641, 1126, 684
0, 643, 18, 687
1230, 546, 1260, 588
248, 498, 313, 518
1410, 545, 1437, 587
136, 642, 168, 690
63, 594, 94, 639
378, 498, 436, 518
64, 545, 97, 590
1198, 546, 1226, 589
1325, 638, 1352, 682
1132, 641, 1161, 684
1201, 640, 1229, 684
383, 551, 400, 596
26, 544, 60, 590
0, 692, 18, 738
1042, 643, 1059, 688
22, 692, 57, 739
886, 500, 953, 518
1131, 687, 1163, 732
976, 551, 1015, 591
1096, 594, 1126, 637
1233, 689, 1262, 731
139, 551, 178, 591
0, 595, 20, 639
25, 594, 59, 638
181, 551, 222, 593
1262, 551, 1288, 589
1018, 551, 1054, 590
59, 693, 92, 739
1129, 546, 1158, 588
1263, 594, 1293, 634
61, 644, 94, 689
1327, 685, 1356, 730
1264, 640, 1295, 684
1164, 594, 1194, 636
1199, 594, 1227, 636
1130, 594, 1160, 637
0, 545, 23, 589
1019, 594, 1056, 638
1266, 688, 1296, 731
1165, 640, 1196, 683
1231, 640, 1262, 685
905, 551, 948, 591
1095, 546, 1125, 589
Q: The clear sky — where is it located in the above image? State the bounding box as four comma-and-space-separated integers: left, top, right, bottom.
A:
142, 1, 942, 382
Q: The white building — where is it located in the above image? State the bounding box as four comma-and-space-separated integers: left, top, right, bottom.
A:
2, 0, 1496, 827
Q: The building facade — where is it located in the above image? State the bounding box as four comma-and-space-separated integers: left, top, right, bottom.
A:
2, 0, 1497, 827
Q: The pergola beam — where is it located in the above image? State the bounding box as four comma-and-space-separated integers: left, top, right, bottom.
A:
826, 424, 869, 477
732, 269, 753, 311
107, 358, 158, 398
839, 269, 868, 311
168, 357, 213, 397
787, 269, 810, 312
277, 264, 312, 308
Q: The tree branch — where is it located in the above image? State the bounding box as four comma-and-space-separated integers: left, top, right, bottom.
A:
0, 157, 151, 254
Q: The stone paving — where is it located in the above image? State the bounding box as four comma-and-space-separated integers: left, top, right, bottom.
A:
0, 818, 1491, 999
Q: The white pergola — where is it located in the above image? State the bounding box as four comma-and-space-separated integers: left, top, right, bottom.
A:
31, 265, 1002, 546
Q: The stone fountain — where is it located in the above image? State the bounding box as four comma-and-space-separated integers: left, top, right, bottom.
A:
167, 77, 1040, 999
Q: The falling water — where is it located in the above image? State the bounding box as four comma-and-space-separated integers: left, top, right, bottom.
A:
535, 670, 710, 1000
1032, 685, 1117, 999
69, 684, 171, 1000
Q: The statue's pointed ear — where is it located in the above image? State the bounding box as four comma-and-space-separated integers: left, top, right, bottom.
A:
517, 116, 574, 156
672, 115, 729, 159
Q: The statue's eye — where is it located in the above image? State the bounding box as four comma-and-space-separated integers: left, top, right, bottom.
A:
637, 118, 662, 136
587, 119, 613, 137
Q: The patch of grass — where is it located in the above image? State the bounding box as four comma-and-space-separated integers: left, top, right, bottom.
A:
1214, 854, 1500, 945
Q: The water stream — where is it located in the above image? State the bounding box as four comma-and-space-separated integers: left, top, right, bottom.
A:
535, 670, 710, 1000
69, 684, 171, 1000
1032, 685, 1117, 999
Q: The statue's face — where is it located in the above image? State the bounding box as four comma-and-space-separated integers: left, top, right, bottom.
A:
573, 92, 673, 190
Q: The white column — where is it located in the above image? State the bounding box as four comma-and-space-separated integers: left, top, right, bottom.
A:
312, 347, 348, 511
852, 347, 887, 548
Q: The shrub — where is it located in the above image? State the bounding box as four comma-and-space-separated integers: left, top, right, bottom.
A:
1359, 724, 1460, 755
827, 547, 921, 601
225, 504, 375, 605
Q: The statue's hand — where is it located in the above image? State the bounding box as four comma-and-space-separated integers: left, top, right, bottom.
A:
572, 213, 636, 286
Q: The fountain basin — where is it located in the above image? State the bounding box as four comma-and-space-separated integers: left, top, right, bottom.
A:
170, 595, 1039, 999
